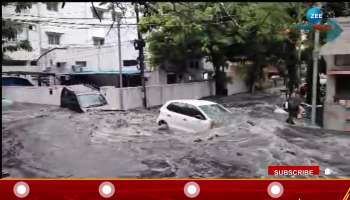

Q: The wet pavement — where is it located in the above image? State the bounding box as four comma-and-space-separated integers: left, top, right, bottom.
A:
2, 92, 350, 178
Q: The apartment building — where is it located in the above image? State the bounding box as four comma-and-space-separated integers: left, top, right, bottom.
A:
2, 2, 139, 73
320, 17, 350, 132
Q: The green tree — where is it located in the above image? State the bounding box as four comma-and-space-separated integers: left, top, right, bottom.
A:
323, 2, 350, 18
139, 2, 306, 95
140, 2, 239, 95
2, 2, 33, 59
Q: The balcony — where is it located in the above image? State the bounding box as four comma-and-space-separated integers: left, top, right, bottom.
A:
328, 67, 350, 75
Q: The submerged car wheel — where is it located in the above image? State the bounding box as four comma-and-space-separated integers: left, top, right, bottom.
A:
158, 120, 169, 130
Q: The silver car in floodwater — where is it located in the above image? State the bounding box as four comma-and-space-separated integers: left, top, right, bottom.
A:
60, 85, 116, 112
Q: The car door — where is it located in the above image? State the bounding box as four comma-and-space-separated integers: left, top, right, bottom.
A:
165, 102, 187, 132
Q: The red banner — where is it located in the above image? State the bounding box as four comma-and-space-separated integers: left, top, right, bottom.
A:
0, 179, 349, 199
268, 166, 320, 176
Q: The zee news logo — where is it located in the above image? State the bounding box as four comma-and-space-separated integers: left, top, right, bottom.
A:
311, 13, 323, 19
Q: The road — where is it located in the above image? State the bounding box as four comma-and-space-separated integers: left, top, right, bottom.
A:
2, 93, 350, 178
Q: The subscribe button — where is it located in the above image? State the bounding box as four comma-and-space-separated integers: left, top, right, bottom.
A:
268, 166, 320, 176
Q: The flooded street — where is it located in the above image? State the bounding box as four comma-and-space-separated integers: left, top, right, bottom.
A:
2, 93, 350, 178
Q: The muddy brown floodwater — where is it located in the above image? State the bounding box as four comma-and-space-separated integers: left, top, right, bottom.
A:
2, 92, 350, 178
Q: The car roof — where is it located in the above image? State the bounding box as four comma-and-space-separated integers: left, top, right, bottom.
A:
166, 99, 217, 106
63, 85, 100, 95
2, 76, 34, 86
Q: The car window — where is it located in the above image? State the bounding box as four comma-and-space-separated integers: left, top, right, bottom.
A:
199, 104, 230, 121
182, 103, 206, 119
167, 102, 183, 114
167, 102, 205, 119
77, 94, 107, 108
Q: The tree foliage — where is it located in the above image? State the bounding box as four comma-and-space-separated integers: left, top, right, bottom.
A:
2, 2, 33, 59
140, 2, 304, 94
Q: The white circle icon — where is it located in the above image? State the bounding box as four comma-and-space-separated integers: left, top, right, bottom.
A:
267, 182, 284, 198
184, 182, 200, 198
99, 182, 115, 198
13, 182, 30, 198
271, 185, 281, 195
325, 168, 331, 175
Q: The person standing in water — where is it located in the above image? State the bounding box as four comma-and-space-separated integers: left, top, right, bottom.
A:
286, 91, 302, 125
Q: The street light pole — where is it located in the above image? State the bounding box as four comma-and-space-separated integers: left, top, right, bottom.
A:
117, 16, 124, 110
311, 29, 320, 125
310, 2, 323, 126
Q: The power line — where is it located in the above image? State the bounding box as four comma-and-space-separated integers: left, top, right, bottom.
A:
3, 14, 244, 28
6, 13, 137, 20
3, 18, 138, 31
45, 47, 137, 61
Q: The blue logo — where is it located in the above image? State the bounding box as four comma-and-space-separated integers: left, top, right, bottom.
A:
306, 7, 322, 25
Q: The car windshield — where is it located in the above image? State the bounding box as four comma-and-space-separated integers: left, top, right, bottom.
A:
199, 104, 231, 122
77, 93, 107, 108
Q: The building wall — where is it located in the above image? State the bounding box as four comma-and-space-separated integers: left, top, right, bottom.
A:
3, 81, 216, 110
2, 86, 64, 105
100, 81, 216, 110
323, 103, 349, 131
323, 53, 350, 131
225, 63, 249, 95
2, 2, 139, 73
145, 69, 167, 86
321, 17, 350, 131
323, 55, 336, 103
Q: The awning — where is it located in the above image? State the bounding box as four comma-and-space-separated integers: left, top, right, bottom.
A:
65, 66, 141, 75
327, 68, 350, 75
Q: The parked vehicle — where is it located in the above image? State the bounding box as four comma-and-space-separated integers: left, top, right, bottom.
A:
2, 76, 34, 86
2, 97, 13, 107
156, 99, 232, 133
60, 85, 115, 112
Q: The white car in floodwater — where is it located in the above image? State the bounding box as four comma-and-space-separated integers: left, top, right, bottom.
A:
156, 99, 232, 133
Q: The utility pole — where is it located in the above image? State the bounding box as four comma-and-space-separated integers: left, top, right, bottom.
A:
297, 30, 303, 85
311, 29, 320, 125
134, 3, 147, 108
311, 2, 322, 126
117, 15, 124, 110
97, 45, 101, 72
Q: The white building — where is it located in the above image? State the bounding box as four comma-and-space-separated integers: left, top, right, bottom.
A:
320, 17, 350, 132
2, 2, 139, 73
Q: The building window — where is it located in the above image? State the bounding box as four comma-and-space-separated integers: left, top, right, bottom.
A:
203, 72, 209, 80
335, 54, 350, 66
28, 25, 36, 31
167, 73, 177, 84
93, 37, 105, 46
335, 75, 350, 100
56, 62, 66, 68
30, 60, 37, 66
189, 61, 199, 69
91, 8, 104, 19
47, 33, 61, 45
46, 2, 59, 11
2, 60, 27, 66
75, 61, 87, 67
123, 60, 138, 66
